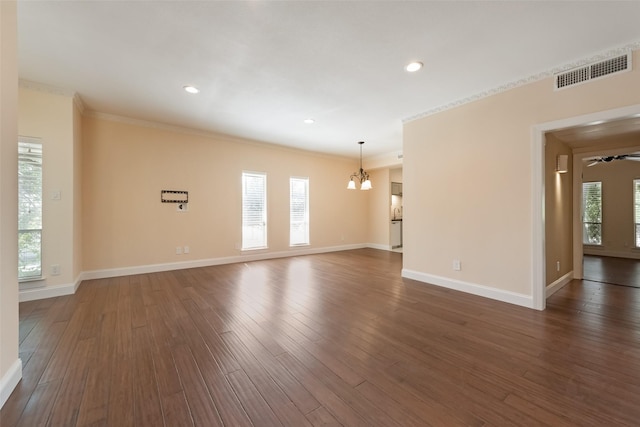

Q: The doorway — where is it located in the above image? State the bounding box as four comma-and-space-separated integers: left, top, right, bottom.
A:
533, 103, 640, 310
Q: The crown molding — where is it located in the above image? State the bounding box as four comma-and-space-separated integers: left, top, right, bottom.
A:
19, 79, 86, 114
403, 42, 640, 124
73, 93, 85, 114
19, 79, 75, 97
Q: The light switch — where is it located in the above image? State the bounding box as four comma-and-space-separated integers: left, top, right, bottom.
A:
51, 190, 61, 200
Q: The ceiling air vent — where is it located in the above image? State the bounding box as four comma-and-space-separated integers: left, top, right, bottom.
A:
554, 53, 631, 90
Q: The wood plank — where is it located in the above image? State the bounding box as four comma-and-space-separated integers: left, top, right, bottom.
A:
131, 326, 164, 426
76, 311, 117, 426
276, 352, 368, 427
173, 309, 252, 427
171, 344, 224, 426
15, 379, 62, 427
220, 331, 312, 426
4, 249, 640, 426
47, 337, 95, 427
305, 406, 342, 427
226, 369, 283, 426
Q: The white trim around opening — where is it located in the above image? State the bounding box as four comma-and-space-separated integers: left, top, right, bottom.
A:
531, 103, 640, 310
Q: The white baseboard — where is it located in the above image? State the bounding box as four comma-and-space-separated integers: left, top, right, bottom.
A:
546, 270, 573, 298
401, 269, 534, 309
18, 244, 389, 301
0, 358, 22, 410
19, 274, 83, 302
366, 243, 393, 251
82, 243, 367, 281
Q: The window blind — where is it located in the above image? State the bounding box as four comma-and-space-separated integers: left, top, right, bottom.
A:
290, 177, 309, 246
242, 172, 267, 249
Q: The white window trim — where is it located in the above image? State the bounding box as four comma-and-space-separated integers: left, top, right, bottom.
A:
241, 171, 268, 251
290, 176, 310, 247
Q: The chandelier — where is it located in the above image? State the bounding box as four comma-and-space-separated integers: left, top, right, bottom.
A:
347, 141, 372, 190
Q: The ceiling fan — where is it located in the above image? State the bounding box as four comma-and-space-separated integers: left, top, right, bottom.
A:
584, 154, 640, 167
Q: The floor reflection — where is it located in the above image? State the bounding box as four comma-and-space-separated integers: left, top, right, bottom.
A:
583, 254, 640, 288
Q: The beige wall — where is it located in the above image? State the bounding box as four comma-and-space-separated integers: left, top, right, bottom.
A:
583, 153, 640, 258
82, 115, 368, 271
366, 168, 390, 248
403, 49, 640, 303
545, 135, 573, 285
0, 0, 20, 408
18, 87, 80, 288
390, 167, 402, 183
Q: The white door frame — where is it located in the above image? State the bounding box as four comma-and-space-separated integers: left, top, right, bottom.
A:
531, 103, 640, 310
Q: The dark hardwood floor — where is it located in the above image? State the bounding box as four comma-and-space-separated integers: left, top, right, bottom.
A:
2, 248, 640, 426
583, 254, 640, 287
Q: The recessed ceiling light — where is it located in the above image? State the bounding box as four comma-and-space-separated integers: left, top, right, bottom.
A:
183, 85, 199, 94
405, 62, 423, 72
304, 119, 315, 124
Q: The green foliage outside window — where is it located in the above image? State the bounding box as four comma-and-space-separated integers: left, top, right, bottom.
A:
582, 182, 602, 245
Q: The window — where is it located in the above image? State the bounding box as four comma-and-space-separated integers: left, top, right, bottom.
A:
18, 139, 43, 279
290, 177, 309, 246
634, 180, 640, 247
582, 181, 602, 245
242, 172, 267, 249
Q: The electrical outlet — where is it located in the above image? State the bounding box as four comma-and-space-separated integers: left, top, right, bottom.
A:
176, 246, 182, 255
51, 264, 60, 275
453, 259, 461, 271
184, 246, 190, 254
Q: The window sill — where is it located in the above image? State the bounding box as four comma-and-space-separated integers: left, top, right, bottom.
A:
290, 244, 310, 248
241, 246, 268, 252
19, 277, 46, 290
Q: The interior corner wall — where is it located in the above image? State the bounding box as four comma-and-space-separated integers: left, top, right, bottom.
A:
544, 135, 573, 285
403, 49, 640, 307
366, 168, 391, 248
72, 100, 83, 280
81, 115, 369, 273
18, 87, 78, 292
0, 0, 21, 409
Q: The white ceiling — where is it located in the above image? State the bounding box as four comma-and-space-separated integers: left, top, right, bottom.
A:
17, 1, 640, 159
548, 116, 640, 149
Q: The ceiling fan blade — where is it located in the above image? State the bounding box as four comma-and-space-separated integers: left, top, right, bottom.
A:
587, 161, 599, 167
625, 156, 640, 161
